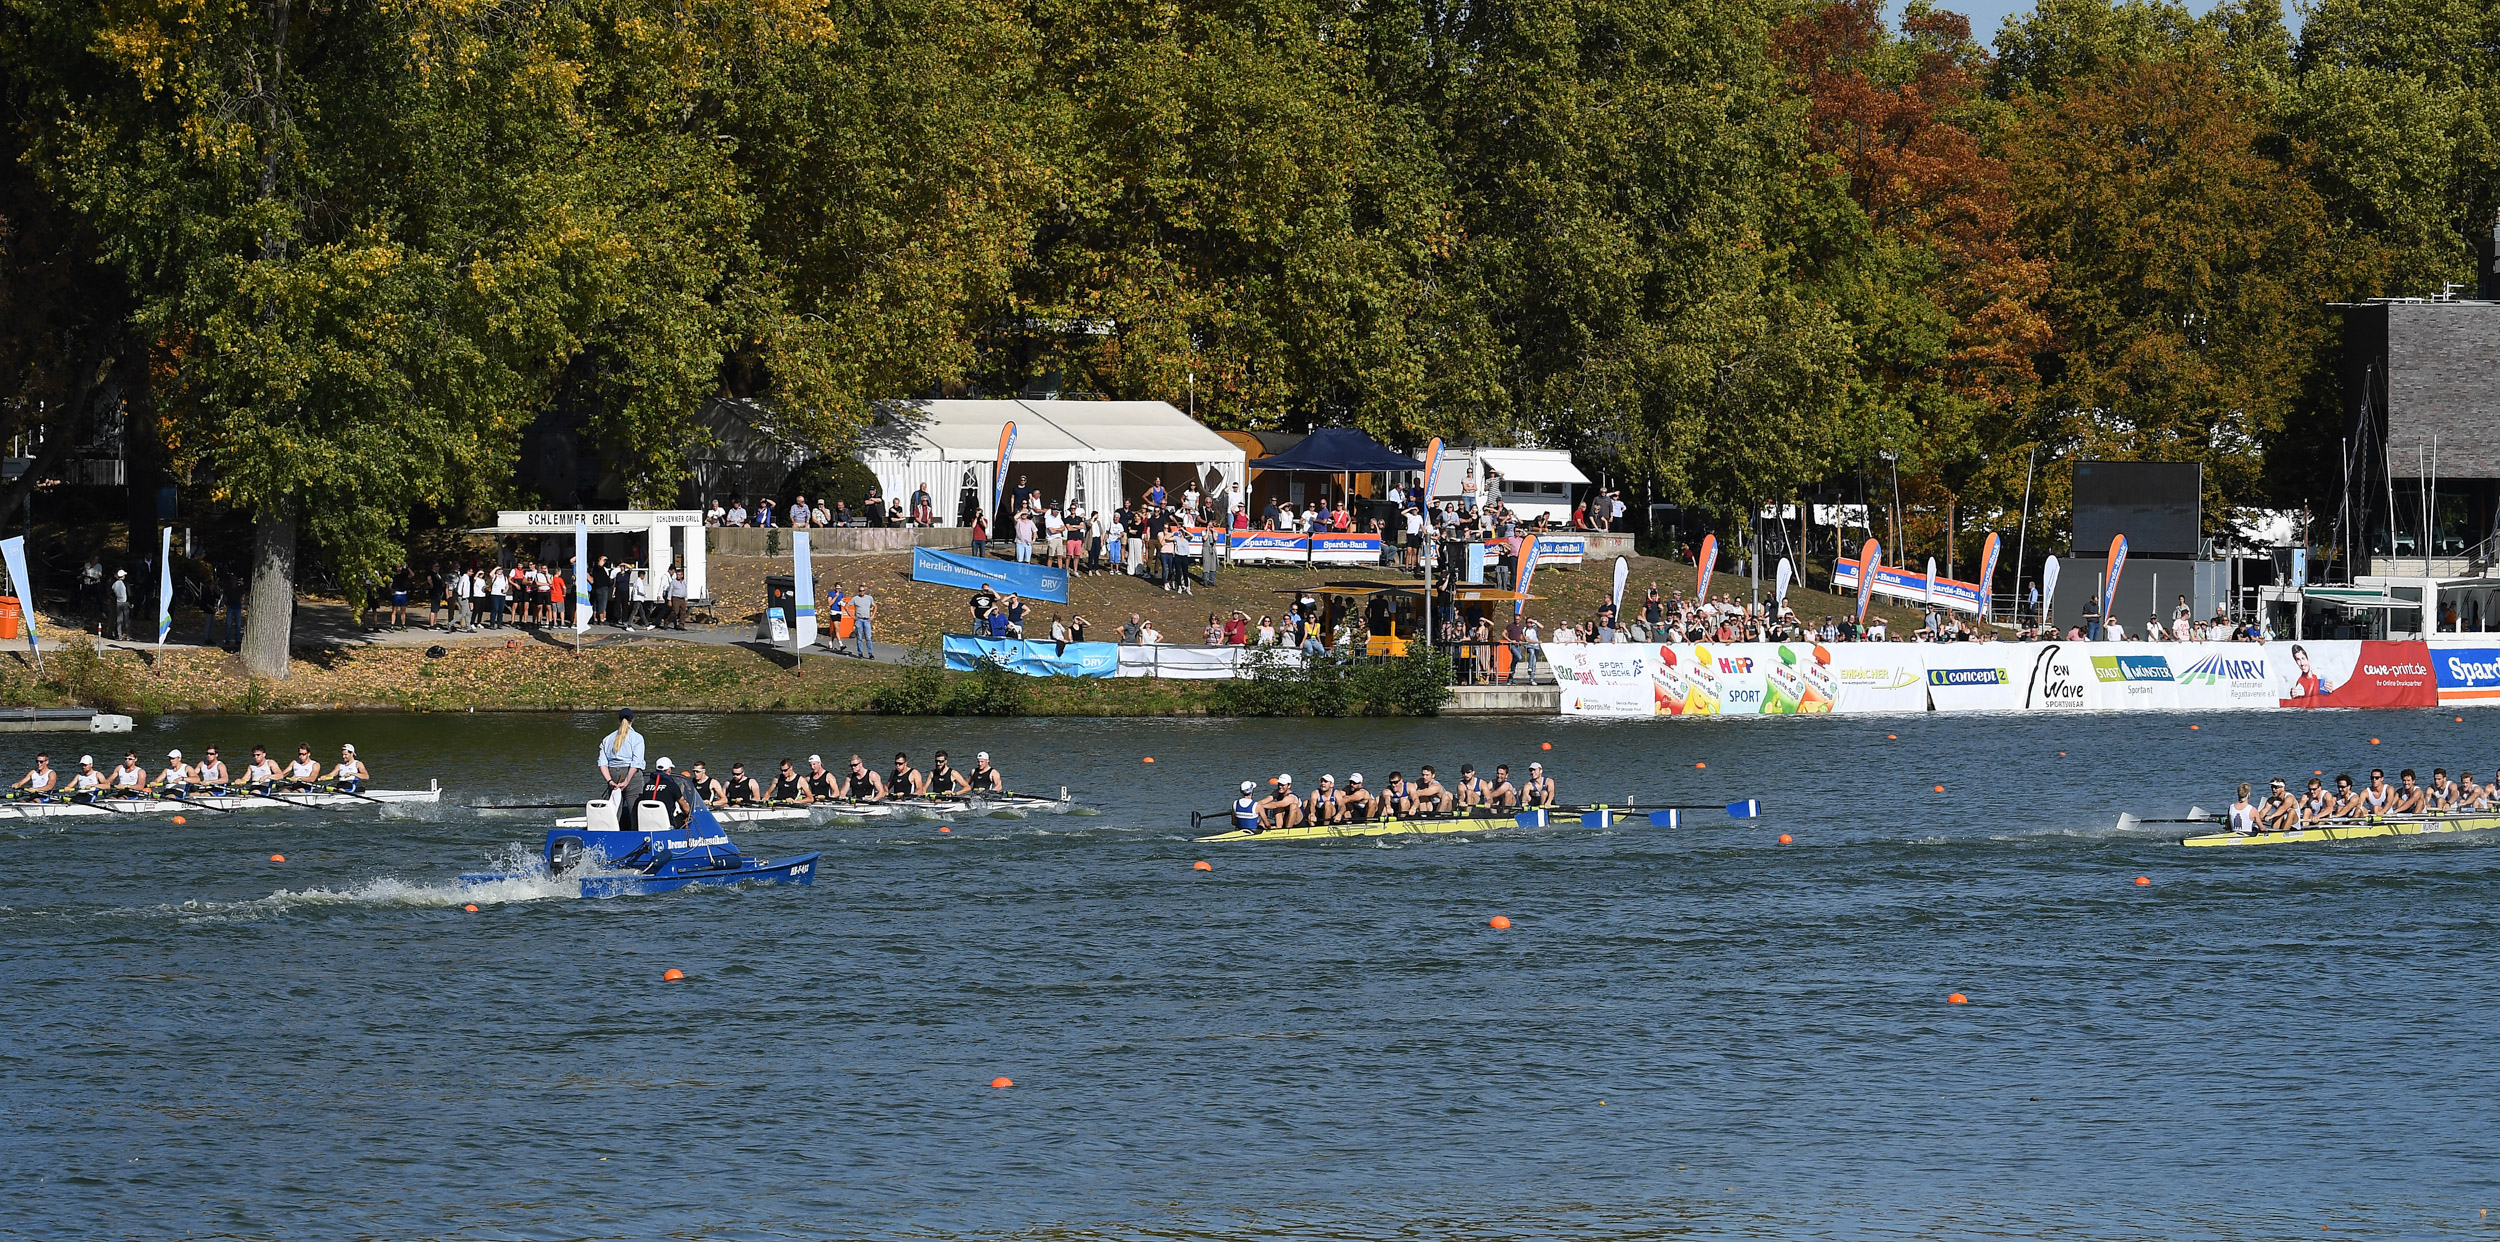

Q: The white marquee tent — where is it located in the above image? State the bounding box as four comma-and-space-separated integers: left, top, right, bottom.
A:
859, 399, 1247, 525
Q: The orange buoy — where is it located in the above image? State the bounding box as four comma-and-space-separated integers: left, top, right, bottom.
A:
990, 1076, 1013, 1089
1694, 762, 1705, 769
1777, 834, 1792, 844
2458, 716, 2466, 723
1887, 734, 1897, 740
939, 826, 952, 833
1142, 757, 1154, 763
2314, 770, 2323, 775
172, 815, 186, 825
1192, 860, 1212, 871
663, 968, 684, 981
1933, 785, 1945, 793
2134, 876, 2150, 886
269, 854, 285, 862
2189, 725, 2199, 730
2371, 738, 2381, 745
1541, 742, 1552, 750
1947, 992, 1968, 1004
463, 903, 480, 912
1488, 915, 1511, 930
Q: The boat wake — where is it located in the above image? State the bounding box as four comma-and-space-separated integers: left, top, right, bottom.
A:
141, 843, 636, 924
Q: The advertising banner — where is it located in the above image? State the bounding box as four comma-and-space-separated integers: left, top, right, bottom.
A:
2430, 641, 2500, 705
1310, 533, 1382, 563
1924, 659, 2023, 712
1222, 532, 1383, 564
2170, 647, 2276, 710
2089, 649, 2178, 711
2016, 641, 2099, 709
1832, 555, 1985, 615
791, 529, 816, 651
943, 635, 1119, 678
1976, 532, 2001, 621
1547, 642, 1927, 716
2273, 640, 2435, 708
1532, 534, 1587, 566
910, 545, 1068, 603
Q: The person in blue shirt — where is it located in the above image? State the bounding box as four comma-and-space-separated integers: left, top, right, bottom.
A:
596, 708, 645, 807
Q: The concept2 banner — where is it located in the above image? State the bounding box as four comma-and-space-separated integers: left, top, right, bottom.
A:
1547, 638, 2476, 717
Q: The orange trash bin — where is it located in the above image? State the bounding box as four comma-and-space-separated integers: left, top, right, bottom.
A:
0, 596, 21, 641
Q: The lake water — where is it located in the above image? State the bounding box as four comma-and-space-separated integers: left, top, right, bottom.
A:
5, 709, 2496, 1239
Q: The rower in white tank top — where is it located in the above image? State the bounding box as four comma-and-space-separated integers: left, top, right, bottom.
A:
2227, 784, 2260, 836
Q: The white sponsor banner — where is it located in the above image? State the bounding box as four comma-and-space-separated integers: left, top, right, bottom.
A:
1547, 642, 1929, 716
1115, 645, 1308, 679
1923, 658, 2024, 712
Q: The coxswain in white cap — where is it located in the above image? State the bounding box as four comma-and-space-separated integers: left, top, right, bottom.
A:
1229, 780, 1260, 834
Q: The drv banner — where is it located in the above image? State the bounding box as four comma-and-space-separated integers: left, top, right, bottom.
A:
911, 546, 1067, 602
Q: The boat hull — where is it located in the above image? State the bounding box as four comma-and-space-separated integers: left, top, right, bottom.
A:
1198, 808, 1563, 842
2183, 813, 2500, 847
0, 784, 441, 820
459, 807, 818, 900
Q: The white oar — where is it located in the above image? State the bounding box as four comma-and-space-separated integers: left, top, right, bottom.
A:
2116, 806, 2208, 832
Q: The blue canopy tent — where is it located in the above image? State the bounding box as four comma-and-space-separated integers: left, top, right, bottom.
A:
1250, 428, 1424, 474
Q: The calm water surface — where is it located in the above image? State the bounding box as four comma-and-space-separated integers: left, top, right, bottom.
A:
4, 708, 2497, 1239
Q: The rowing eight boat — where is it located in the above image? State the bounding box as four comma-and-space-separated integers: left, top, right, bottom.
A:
2182, 812, 2500, 847
1193, 804, 1735, 843
0, 782, 442, 821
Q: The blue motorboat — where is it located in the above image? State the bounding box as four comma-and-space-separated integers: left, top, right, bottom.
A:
459, 800, 818, 899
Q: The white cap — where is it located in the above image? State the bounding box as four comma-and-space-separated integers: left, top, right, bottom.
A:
1321, 774, 1335, 784
1277, 773, 1293, 785
656, 757, 674, 770
977, 751, 990, 762
166, 749, 182, 759
1241, 781, 1255, 793
1349, 772, 1363, 783
1530, 762, 1542, 770
79, 755, 92, 765
342, 743, 356, 754
808, 754, 822, 765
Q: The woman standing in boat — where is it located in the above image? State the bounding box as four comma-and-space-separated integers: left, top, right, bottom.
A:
597, 709, 645, 808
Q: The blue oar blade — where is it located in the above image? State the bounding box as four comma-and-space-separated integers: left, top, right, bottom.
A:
1726, 799, 1759, 819
1513, 809, 1549, 828
1579, 809, 1612, 828
1647, 809, 1681, 828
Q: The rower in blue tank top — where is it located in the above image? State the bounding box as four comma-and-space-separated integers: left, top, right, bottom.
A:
1231, 781, 1259, 833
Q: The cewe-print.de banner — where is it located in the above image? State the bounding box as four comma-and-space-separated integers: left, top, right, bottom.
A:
2272, 640, 2435, 708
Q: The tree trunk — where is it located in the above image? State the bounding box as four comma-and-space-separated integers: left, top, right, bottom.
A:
241, 501, 296, 678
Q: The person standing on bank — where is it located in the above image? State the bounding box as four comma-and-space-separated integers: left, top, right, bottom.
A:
109, 569, 130, 640
597, 709, 646, 808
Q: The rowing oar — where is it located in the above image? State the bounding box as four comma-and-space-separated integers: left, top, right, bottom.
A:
2115, 807, 2211, 831
1565, 799, 1760, 828
151, 789, 236, 815
2, 790, 134, 816
314, 780, 388, 806
476, 800, 590, 812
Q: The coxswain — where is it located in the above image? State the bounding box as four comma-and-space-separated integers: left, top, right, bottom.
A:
241, 746, 281, 792
723, 762, 764, 805
323, 743, 369, 793
1409, 765, 1451, 815
66, 754, 104, 803
1254, 775, 1303, 832
1487, 764, 1521, 811
689, 761, 728, 808
966, 751, 1005, 794
1453, 764, 1487, 810
1520, 761, 1557, 808
1340, 772, 1380, 822
155, 749, 194, 797
194, 747, 230, 791
110, 751, 149, 794
2390, 768, 2426, 815
2227, 783, 2260, 835
928, 750, 971, 795
2298, 777, 2334, 824
841, 754, 888, 802
803, 755, 840, 802
597, 709, 646, 808
1381, 771, 1413, 817
11, 753, 57, 798
1227, 780, 1260, 834
283, 745, 322, 791
2260, 779, 2299, 832
2427, 767, 2460, 811
889, 751, 928, 797
768, 759, 813, 805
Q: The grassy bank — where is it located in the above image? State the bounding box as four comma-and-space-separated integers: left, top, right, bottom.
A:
0, 639, 1227, 717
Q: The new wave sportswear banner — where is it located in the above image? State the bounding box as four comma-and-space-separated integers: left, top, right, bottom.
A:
911, 545, 1068, 602
943, 636, 1118, 678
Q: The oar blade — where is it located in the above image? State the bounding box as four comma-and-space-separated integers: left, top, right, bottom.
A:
2188, 806, 2208, 822
2116, 812, 2140, 833
1647, 809, 1681, 828
1514, 809, 1550, 828
1725, 799, 1759, 819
